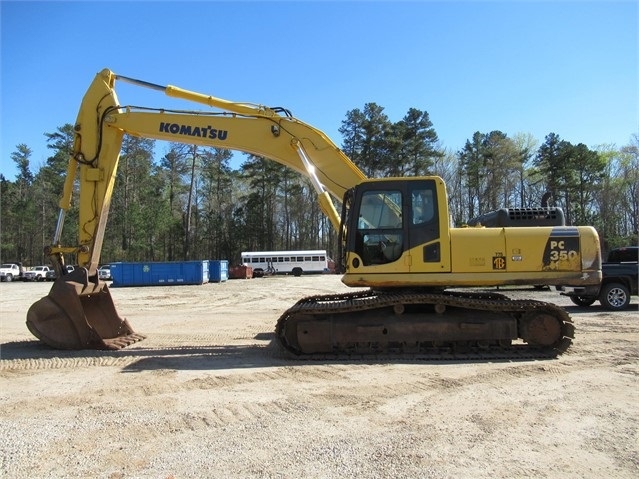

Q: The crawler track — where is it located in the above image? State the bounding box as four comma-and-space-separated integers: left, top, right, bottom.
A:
275, 289, 574, 360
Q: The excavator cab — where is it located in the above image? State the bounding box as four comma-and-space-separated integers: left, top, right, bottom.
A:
26, 267, 144, 350
344, 178, 443, 274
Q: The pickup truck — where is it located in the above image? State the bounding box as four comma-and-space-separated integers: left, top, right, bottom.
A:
23, 265, 53, 282
561, 246, 638, 310
45, 265, 76, 281
98, 264, 112, 281
0, 263, 25, 282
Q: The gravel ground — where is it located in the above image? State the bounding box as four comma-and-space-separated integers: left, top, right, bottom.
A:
1, 275, 638, 479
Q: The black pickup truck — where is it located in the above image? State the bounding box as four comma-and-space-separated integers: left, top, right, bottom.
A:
562, 246, 638, 310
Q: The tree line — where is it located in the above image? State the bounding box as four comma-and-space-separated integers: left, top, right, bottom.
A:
1, 103, 637, 267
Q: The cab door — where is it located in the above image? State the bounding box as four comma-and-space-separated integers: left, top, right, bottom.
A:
406, 180, 442, 270
351, 186, 405, 268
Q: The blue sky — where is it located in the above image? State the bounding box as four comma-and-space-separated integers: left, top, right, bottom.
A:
1, 0, 637, 181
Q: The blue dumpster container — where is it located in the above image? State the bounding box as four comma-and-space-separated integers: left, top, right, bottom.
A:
209, 260, 229, 282
111, 260, 209, 287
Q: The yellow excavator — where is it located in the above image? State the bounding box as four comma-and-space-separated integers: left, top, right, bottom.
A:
27, 69, 602, 357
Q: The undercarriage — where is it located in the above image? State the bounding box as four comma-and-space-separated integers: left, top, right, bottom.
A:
276, 289, 574, 359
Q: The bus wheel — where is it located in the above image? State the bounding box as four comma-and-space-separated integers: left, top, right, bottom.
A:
292, 267, 303, 277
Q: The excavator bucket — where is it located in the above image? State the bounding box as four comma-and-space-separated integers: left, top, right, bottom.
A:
26, 268, 145, 350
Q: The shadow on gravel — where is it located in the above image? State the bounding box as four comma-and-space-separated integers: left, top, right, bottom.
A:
0, 339, 292, 371
564, 304, 638, 315
1, 332, 560, 371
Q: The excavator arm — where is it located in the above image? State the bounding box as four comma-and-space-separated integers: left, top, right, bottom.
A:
27, 68, 366, 349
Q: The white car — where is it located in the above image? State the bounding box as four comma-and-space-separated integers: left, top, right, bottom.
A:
98, 265, 112, 280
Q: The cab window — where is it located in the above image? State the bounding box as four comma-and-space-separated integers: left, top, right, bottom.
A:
356, 190, 404, 265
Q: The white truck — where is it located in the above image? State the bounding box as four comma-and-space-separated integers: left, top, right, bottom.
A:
23, 266, 53, 282
0, 263, 26, 282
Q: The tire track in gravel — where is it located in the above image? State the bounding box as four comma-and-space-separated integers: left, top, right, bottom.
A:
201, 398, 310, 428
1, 359, 358, 431
309, 361, 579, 418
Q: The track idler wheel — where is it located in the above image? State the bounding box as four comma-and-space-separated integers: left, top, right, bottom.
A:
519, 307, 573, 351
26, 268, 145, 350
